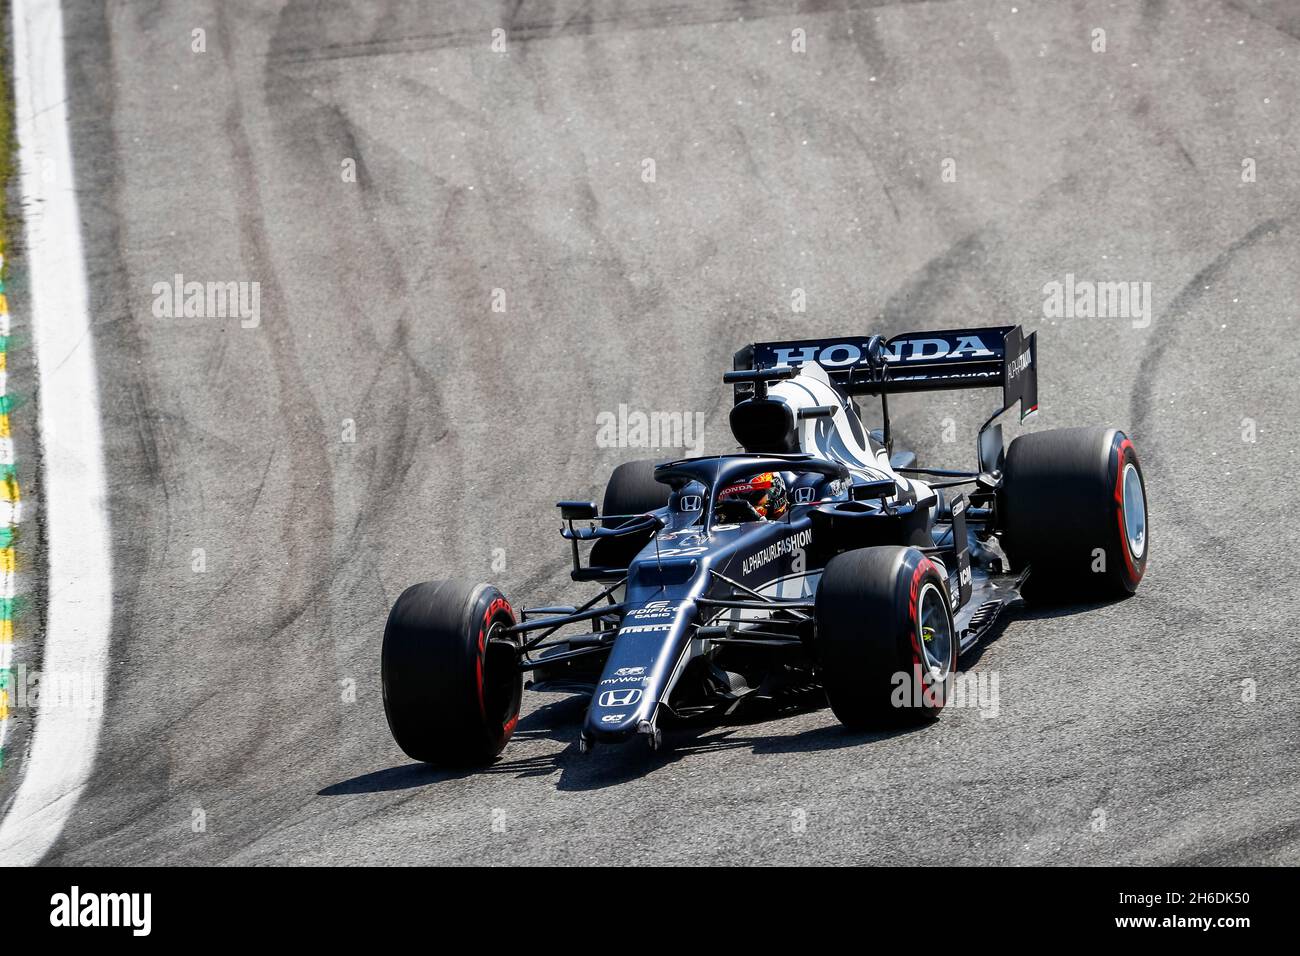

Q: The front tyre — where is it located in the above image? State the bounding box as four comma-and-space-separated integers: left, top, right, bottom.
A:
601, 458, 672, 526
381, 580, 521, 766
1001, 427, 1148, 600
591, 459, 673, 568
814, 546, 957, 728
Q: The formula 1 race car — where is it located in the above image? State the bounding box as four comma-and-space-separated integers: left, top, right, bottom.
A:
381, 326, 1148, 765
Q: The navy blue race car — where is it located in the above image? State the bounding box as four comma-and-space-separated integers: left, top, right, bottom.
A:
381, 326, 1148, 764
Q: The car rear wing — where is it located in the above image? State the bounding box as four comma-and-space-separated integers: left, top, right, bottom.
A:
732, 324, 1038, 421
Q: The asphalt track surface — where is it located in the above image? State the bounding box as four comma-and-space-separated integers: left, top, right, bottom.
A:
11, 0, 1300, 865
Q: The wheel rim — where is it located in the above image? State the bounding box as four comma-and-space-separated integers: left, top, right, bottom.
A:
482, 618, 521, 733
1121, 462, 1146, 559
917, 581, 953, 680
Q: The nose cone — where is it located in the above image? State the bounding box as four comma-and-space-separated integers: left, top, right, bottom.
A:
585, 682, 653, 741
583, 599, 694, 743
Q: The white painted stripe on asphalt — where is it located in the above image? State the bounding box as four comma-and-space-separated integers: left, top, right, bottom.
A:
0, 0, 113, 865
0, 273, 14, 763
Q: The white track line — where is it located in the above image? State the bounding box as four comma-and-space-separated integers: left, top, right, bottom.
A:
0, 0, 112, 865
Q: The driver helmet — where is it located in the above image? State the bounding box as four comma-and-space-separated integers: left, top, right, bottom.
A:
717, 471, 789, 520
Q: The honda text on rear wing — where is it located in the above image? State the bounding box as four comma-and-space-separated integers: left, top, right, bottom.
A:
732, 325, 1038, 423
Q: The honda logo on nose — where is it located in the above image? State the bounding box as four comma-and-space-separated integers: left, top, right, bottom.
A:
599, 689, 643, 708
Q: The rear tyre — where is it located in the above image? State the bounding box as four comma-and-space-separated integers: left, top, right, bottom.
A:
381, 580, 521, 766
814, 546, 957, 728
1000, 427, 1147, 601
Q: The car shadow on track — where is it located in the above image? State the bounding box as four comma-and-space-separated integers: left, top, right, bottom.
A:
513, 687, 927, 792
954, 594, 1128, 668
545, 720, 930, 793
320, 689, 929, 797
317, 696, 591, 795
318, 763, 462, 795
320, 601, 1122, 797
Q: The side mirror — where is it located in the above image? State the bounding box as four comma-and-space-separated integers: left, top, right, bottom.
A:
865, 334, 885, 370
850, 478, 897, 502
557, 501, 599, 521
722, 365, 797, 400
797, 405, 837, 421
